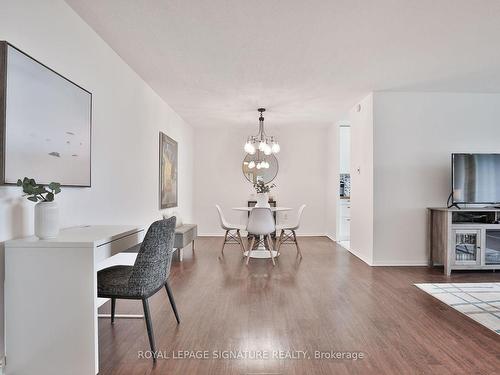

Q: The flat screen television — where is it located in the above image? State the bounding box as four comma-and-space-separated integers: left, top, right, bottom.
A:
452, 153, 500, 204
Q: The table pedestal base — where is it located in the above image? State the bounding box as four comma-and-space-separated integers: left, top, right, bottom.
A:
244, 249, 279, 258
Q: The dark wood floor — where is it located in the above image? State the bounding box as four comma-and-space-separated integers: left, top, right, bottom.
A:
98, 237, 500, 375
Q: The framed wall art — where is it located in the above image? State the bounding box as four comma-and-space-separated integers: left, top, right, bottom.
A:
159, 132, 178, 209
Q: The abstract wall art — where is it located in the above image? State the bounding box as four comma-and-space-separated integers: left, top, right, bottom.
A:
0, 42, 92, 186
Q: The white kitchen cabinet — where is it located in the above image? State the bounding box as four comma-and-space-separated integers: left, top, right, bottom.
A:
338, 199, 351, 241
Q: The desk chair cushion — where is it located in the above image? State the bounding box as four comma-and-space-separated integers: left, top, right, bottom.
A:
97, 265, 135, 297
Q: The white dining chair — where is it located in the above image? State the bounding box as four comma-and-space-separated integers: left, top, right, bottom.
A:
246, 207, 276, 266
216, 205, 246, 256
276, 204, 306, 258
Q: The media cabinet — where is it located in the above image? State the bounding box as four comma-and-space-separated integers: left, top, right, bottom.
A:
428, 207, 500, 276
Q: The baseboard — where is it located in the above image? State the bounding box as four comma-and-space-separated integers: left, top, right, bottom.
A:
346, 248, 373, 266
197, 233, 328, 237
325, 234, 336, 242
371, 261, 429, 266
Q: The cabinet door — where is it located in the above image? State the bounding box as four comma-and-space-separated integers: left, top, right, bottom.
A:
338, 217, 350, 241
485, 230, 500, 265
452, 229, 482, 265
339, 201, 351, 218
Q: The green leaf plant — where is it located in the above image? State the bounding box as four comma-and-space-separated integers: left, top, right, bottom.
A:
16, 177, 61, 202
253, 180, 276, 194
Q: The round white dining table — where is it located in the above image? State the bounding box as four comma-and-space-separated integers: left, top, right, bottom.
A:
232, 206, 292, 258
232, 206, 292, 212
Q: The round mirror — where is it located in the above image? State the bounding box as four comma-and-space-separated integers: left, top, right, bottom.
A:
242, 153, 279, 184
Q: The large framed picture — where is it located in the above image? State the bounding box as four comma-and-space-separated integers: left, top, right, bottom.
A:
0, 41, 92, 186
159, 132, 178, 209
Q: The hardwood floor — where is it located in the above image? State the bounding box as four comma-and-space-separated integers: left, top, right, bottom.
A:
98, 237, 500, 375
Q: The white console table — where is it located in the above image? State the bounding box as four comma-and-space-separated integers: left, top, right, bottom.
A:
4, 225, 145, 375
428, 208, 500, 276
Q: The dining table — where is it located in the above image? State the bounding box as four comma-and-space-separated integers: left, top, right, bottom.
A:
232, 206, 292, 258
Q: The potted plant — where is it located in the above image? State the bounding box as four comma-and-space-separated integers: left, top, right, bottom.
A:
17, 177, 62, 239
253, 180, 276, 208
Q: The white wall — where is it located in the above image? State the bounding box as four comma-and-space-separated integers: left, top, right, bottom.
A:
325, 123, 339, 240
373, 92, 500, 265
348, 94, 374, 265
194, 126, 327, 236
0, 0, 194, 357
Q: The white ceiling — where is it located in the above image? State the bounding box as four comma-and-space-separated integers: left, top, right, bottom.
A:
65, 0, 500, 129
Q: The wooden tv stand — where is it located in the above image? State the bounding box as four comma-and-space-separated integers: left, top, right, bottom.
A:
428, 207, 500, 275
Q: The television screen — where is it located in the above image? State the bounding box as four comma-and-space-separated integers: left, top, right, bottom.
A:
453, 154, 500, 204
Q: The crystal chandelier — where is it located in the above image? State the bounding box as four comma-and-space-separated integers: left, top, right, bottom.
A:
243, 108, 280, 156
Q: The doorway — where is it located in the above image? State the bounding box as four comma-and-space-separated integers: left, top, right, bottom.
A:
337, 124, 350, 250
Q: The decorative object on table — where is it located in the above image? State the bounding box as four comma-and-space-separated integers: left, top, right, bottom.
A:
243, 108, 280, 155
159, 132, 178, 208
0, 41, 92, 186
253, 180, 276, 208
17, 177, 61, 239
242, 153, 279, 184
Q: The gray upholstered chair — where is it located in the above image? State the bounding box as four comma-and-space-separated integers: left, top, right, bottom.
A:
97, 217, 180, 359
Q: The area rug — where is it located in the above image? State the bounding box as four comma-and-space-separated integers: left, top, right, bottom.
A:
415, 283, 500, 335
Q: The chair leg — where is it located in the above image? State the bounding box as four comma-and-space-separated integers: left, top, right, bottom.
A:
246, 237, 255, 265
111, 298, 116, 324
142, 298, 156, 358
277, 230, 284, 253
292, 230, 303, 258
267, 234, 276, 266
220, 230, 228, 256
165, 281, 180, 324
237, 229, 246, 254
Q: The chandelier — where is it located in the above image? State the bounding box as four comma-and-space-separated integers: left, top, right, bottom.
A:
243, 108, 280, 156
246, 156, 270, 170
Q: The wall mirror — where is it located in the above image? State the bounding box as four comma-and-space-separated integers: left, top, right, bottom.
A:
242, 153, 278, 184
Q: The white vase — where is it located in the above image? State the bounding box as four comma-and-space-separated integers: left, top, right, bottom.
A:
255, 192, 270, 208
35, 201, 59, 239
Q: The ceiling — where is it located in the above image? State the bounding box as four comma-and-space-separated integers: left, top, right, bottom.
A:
65, 0, 500, 129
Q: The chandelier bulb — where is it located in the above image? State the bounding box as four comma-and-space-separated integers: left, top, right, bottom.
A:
271, 142, 280, 153
264, 144, 272, 155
